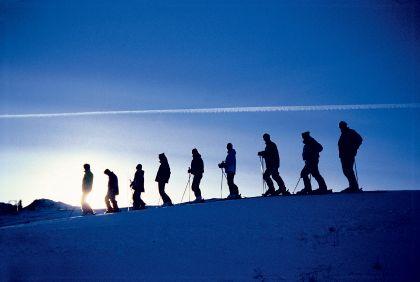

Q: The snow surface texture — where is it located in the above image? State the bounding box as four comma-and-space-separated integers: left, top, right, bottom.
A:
0, 191, 419, 281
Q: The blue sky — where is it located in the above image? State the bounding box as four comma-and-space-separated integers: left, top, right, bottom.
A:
1, 0, 419, 208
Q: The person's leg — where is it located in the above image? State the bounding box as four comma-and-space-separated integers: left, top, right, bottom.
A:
263, 169, 275, 194
272, 169, 287, 193
310, 161, 327, 190
191, 175, 202, 199
341, 157, 358, 189
132, 190, 139, 209
139, 192, 146, 208
300, 164, 312, 192
227, 173, 239, 195
159, 182, 172, 204
110, 194, 119, 211
105, 194, 112, 211
81, 192, 87, 212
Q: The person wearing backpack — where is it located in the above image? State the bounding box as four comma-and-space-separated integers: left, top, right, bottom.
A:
130, 164, 146, 210
338, 121, 363, 193
188, 148, 204, 203
296, 132, 328, 195
104, 169, 120, 213
155, 153, 173, 206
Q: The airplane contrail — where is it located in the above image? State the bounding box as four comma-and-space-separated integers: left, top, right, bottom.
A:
0, 103, 418, 119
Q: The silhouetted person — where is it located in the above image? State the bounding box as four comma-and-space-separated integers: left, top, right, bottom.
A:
130, 164, 146, 210
104, 169, 120, 213
155, 153, 173, 206
188, 148, 204, 202
338, 121, 363, 193
296, 132, 328, 195
258, 133, 289, 196
17, 200, 22, 212
81, 164, 94, 215
219, 143, 240, 199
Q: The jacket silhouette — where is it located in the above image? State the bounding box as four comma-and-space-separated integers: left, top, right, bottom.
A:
224, 143, 240, 198
338, 121, 363, 192
258, 133, 288, 196
224, 146, 236, 174
188, 148, 204, 201
259, 139, 280, 169
104, 169, 120, 212
130, 164, 146, 210
338, 126, 363, 159
297, 132, 328, 195
155, 153, 173, 206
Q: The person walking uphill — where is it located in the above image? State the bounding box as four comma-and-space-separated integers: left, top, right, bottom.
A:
156, 153, 173, 206
188, 149, 204, 203
338, 121, 363, 193
219, 143, 240, 199
296, 132, 329, 195
104, 169, 120, 213
258, 133, 290, 196
130, 164, 146, 210
81, 164, 94, 215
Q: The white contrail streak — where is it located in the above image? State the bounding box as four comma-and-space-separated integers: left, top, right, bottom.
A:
0, 103, 418, 119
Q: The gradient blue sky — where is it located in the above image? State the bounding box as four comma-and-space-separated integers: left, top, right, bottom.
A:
1, 0, 419, 208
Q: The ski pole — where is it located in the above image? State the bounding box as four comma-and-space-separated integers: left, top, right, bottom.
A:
354, 160, 359, 187
180, 173, 191, 203
220, 168, 224, 198
292, 177, 302, 194
259, 156, 266, 193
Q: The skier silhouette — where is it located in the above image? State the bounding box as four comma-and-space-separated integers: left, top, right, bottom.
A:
81, 164, 94, 215
219, 143, 240, 199
258, 133, 289, 196
338, 121, 363, 193
155, 153, 173, 206
188, 148, 204, 202
130, 164, 146, 210
104, 169, 120, 213
296, 132, 329, 195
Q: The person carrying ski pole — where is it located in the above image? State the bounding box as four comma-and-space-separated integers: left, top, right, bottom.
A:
155, 153, 173, 206
81, 163, 95, 215
218, 143, 240, 199
338, 121, 363, 193
104, 169, 120, 213
130, 164, 146, 210
258, 133, 290, 196
188, 148, 204, 203
296, 132, 329, 195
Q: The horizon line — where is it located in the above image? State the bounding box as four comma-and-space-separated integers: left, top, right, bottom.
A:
0, 103, 419, 119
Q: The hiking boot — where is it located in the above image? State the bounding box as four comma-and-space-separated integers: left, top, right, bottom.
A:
340, 187, 362, 193
227, 194, 241, 199
275, 189, 291, 196
193, 196, 204, 203
262, 190, 275, 197
311, 188, 332, 195
296, 188, 311, 195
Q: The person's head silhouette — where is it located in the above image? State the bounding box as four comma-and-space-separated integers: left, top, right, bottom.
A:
339, 121, 348, 132
263, 133, 271, 143
302, 131, 310, 139
192, 148, 199, 156
83, 163, 90, 171
136, 164, 142, 170
227, 143, 233, 151
104, 169, 111, 175
159, 153, 167, 163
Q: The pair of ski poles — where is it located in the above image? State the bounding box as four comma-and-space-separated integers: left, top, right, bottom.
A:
180, 173, 192, 203
259, 156, 267, 194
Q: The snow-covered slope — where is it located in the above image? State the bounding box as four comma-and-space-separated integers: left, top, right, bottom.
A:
0, 191, 419, 281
